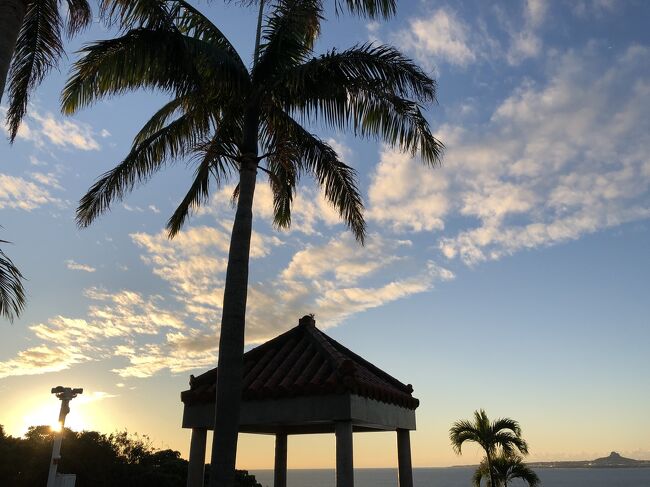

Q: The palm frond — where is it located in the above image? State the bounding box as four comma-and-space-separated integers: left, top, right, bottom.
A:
0, 242, 26, 323
494, 432, 529, 456
61, 29, 249, 115
255, 0, 323, 82
507, 459, 540, 486
77, 111, 211, 227
167, 132, 239, 237
240, 0, 396, 19
472, 458, 490, 487
65, 0, 93, 35
474, 409, 491, 428
133, 96, 191, 146
449, 419, 481, 454
264, 109, 365, 242
276, 44, 437, 105
335, 0, 396, 18
6, 0, 64, 141
176, 1, 246, 70
100, 0, 176, 30
347, 91, 443, 165
491, 455, 540, 487
492, 417, 523, 437
272, 44, 443, 165
264, 152, 297, 230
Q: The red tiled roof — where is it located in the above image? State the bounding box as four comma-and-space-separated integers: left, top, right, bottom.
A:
181, 315, 419, 410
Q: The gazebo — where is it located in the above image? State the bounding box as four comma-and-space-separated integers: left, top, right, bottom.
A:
181, 315, 420, 487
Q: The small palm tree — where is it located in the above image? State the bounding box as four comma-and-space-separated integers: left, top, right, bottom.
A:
473, 454, 540, 487
62, 1, 442, 485
450, 410, 529, 487
0, 239, 26, 322
0, 0, 92, 141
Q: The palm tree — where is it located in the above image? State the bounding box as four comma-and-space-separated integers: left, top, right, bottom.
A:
473, 454, 540, 487
61, 1, 442, 485
450, 410, 529, 487
0, 239, 26, 322
0, 0, 92, 141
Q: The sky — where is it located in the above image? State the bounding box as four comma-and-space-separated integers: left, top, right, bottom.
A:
0, 0, 649, 470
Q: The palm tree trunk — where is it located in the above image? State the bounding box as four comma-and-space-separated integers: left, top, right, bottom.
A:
0, 0, 27, 102
209, 3, 264, 484
208, 103, 259, 487
486, 451, 496, 487
253, 0, 265, 66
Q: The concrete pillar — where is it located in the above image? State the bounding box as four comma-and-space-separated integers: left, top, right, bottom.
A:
187, 428, 207, 487
335, 421, 354, 487
397, 429, 413, 487
274, 433, 288, 487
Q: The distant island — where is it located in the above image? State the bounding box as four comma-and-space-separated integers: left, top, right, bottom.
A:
528, 452, 650, 469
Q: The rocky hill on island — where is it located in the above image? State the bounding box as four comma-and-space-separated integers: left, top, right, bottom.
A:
528, 452, 650, 469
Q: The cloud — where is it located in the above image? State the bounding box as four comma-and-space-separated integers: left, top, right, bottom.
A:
525, 0, 547, 27
123, 204, 163, 213
368, 44, 650, 267
197, 179, 345, 238
132, 222, 453, 348
571, 0, 619, 18
0, 345, 89, 379
112, 330, 217, 378
394, 2, 549, 68
396, 8, 476, 68
31, 112, 100, 150
66, 260, 96, 273
243, 235, 452, 341
367, 148, 449, 232
75, 391, 118, 405
1, 107, 101, 151
83, 287, 185, 335
282, 233, 406, 284
502, 0, 547, 64
0, 212, 455, 379
0, 288, 192, 379
29, 172, 62, 189
0, 173, 62, 210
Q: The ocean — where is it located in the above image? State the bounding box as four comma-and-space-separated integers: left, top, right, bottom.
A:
251, 467, 650, 486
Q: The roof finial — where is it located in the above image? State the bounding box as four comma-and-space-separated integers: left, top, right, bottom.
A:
299, 314, 316, 327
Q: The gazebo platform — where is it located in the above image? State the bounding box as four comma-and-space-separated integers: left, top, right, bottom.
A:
181, 315, 420, 487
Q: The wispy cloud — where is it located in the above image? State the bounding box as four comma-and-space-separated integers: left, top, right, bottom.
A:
0, 173, 62, 210
500, 0, 547, 64
66, 260, 97, 273
0, 345, 89, 379
0, 288, 192, 379
367, 148, 448, 232
571, 0, 619, 18
1, 107, 101, 151
395, 8, 476, 69
133, 227, 453, 349
394, 2, 550, 69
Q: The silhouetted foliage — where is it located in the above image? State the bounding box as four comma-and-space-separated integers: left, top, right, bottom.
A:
450, 410, 533, 487
0, 425, 261, 487
473, 454, 540, 487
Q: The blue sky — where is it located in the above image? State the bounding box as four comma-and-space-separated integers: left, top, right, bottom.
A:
0, 0, 649, 468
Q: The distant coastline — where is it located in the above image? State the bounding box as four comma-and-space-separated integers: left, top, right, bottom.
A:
453, 452, 650, 469
529, 452, 650, 469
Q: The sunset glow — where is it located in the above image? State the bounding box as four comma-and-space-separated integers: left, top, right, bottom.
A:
19, 402, 86, 435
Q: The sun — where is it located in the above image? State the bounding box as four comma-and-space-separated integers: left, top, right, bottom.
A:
21, 402, 86, 435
